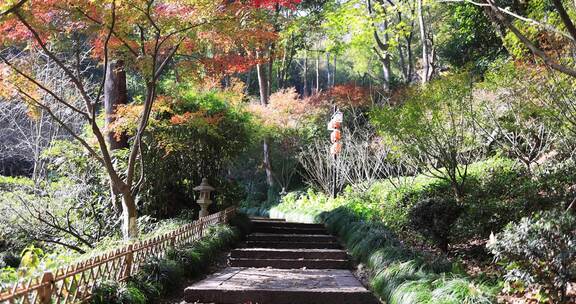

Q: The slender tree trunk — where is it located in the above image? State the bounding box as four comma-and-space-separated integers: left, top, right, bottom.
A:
316, 51, 320, 94
245, 67, 252, 95
333, 55, 337, 86
398, 43, 407, 81
417, 0, 430, 84
428, 26, 436, 80
256, 51, 269, 105
279, 47, 286, 89
326, 52, 331, 89
381, 20, 392, 90
396, 13, 408, 82
256, 50, 274, 189
567, 197, 576, 212
104, 60, 129, 150
303, 52, 309, 97
263, 137, 274, 187
267, 44, 275, 98
406, 33, 414, 82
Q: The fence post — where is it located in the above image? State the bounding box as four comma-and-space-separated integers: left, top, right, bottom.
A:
170, 231, 176, 247
38, 271, 54, 304
124, 244, 134, 279
199, 218, 205, 238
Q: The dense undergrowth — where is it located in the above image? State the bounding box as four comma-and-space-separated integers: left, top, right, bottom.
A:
250, 155, 576, 303
321, 207, 497, 304
89, 213, 251, 304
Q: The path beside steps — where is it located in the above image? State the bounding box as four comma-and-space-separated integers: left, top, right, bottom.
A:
184, 218, 379, 304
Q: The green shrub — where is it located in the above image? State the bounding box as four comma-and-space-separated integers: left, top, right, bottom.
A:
117, 286, 147, 304
90, 281, 120, 304
137, 258, 184, 296
132, 89, 253, 218
90, 281, 148, 304
125, 278, 160, 302
409, 198, 464, 252
0, 252, 21, 268
487, 210, 576, 302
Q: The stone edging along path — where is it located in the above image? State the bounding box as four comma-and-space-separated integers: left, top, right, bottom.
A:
184, 218, 380, 304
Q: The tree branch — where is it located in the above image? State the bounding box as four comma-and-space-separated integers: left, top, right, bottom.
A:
0, 0, 28, 17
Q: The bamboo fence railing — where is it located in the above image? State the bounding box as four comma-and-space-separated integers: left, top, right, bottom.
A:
0, 207, 236, 304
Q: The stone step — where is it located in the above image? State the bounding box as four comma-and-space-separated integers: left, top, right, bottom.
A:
247, 233, 337, 243
252, 220, 324, 229
253, 225, 328, 235
184, 267, 379, 304
243, 241, 341, 249
250, 217, 286, 222
229, 258, 349, 269
231, 248, 348, 260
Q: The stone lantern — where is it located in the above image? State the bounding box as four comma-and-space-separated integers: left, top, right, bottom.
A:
193, 178, 215, 217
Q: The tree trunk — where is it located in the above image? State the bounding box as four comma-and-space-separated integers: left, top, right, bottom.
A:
256, 50, 274, 189
267, 44, 275, 98
417, 0, 430, 84
303, 52, 309, 97
279, 43, 287, 89
406, 33, 414, 82
398, 43, 407, 82
427, 19, 436, 80
104, 60, 129, 150
452, 182, 465, 204
382, 60, 391, 91
333, 55, 337, 86
256, 51, 269, 105
315, 51, 320, 94
120, 189, 138, 238
263, 137, 274, 187
326, 52, 331, 89
396, 13, 408, 82
368, 0, 392, 91
245, 67, 252, 95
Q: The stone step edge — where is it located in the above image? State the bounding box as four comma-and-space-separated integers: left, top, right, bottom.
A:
242, 241, 341, 247
184, 287, 378, 304
251, 221, 324, 227
253, 226, 328, 232
230, 248, 348, 259
229, 258, 349, 263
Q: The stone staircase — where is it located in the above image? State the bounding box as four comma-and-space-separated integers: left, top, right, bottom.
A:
184, 218, 379, 304
229, 219, 348, 269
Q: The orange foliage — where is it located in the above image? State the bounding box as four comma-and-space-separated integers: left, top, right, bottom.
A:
328, 83, 372, 108
0, 0, 289, 82
110, 94, 225, 141
250, 0, 302, 9
248, 88, 323, 129
170, 110, 223, 126
201, 54, 261, 76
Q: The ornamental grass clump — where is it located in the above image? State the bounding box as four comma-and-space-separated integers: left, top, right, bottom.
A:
318, 206, 496, 303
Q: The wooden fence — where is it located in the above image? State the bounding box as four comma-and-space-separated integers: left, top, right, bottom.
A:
0, 207, 236, 304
